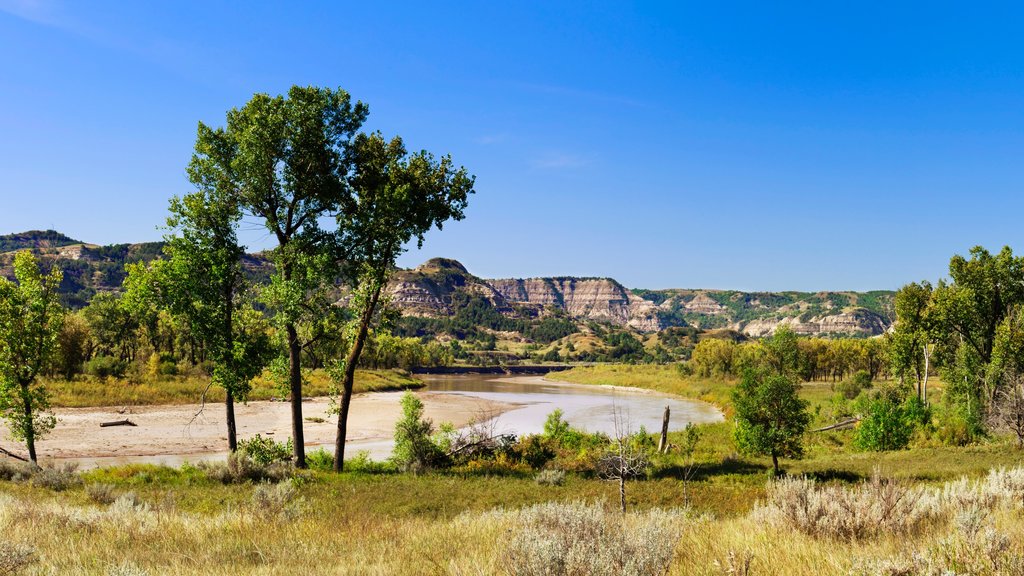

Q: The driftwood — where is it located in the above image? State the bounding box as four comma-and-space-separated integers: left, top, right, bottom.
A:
0, 445, 28, 462
811, 417, 861, 432
100, 419, 137, 428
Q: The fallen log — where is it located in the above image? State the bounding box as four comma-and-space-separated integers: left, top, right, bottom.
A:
811, 417, 860, 432
99, 419, 137, 428
0, 445, 28, 462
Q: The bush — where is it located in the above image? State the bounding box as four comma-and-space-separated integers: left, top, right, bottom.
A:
84, 355, 127, 379
391, 392, 447, 473
854, 389, 927, 451
535, 468, 566, 486
251, 479, 302, 521
756, 471, 935, 540
501, 502, 683, 576
514, 436, 557, 469
86, 482, 118, 504
237, 434, 293, 466
198, 452, 292, 484
0, 542, 36, 575
305, 448, 334, 471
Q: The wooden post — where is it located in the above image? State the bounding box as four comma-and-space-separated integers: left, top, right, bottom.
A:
658, 405, 670, 454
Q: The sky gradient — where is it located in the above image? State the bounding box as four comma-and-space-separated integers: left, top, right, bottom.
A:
2, 1, 1022, 291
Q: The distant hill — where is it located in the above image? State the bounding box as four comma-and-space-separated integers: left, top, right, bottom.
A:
0, 230, 895, 338
0, 230, 83, 252
0, 230, 272, 308
388, 257, 895, 338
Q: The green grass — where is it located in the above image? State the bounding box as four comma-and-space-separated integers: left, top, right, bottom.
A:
556, 364, 1018, 487
43, 368, 423, 408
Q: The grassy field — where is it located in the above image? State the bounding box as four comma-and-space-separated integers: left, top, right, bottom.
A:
2, 363, 1023, 574
42, 368, 423, 408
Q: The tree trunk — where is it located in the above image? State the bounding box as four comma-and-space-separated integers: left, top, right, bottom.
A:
619, 473, 626, 513
225, 389, 237, 452
921, 344, 930, 405
771, 451, 779, 475
287, 322, 306, 468
334, 282, 383, 472
20, 382, 36, 464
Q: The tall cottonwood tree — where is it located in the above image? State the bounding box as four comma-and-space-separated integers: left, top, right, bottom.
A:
332, 132, 474, 471
190, 86, 368, 467
0, 251, 64, 463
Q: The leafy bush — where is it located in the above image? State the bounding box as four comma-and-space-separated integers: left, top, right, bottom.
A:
84, 355, 127, 379
854, 389, 927, 451
238, 434, 293, 466
391, 392, 447, 473
513, 436, 556, 469
305, 448, 334, 471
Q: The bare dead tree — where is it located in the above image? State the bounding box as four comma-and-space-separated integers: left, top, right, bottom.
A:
598, 406, 651, 513
988, 369, 1024, 448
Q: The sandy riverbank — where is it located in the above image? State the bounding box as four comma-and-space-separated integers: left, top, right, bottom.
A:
0, 391, 517, 466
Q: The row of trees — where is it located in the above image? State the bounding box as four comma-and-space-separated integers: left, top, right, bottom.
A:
690, 332, 888, 383
0, 86, 474, 469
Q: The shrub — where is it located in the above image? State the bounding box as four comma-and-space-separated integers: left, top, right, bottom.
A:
84, 355, 127, 379
238, 434, 293, 466
391, 392, 447, 473
251, 479, 302, 521
756, 471, 935, 540
305, 448, 334, 471
86, 482, 118, 504
854, 388, 926, 451
29, 462, 80, 491
514, 435, 556, 469
0, 542, 36, 575
198, 452, 292, 484
501, 502, 683, 576
535, 468, 566, 486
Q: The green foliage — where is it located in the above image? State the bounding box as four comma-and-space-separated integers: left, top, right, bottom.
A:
853, 388, 928, 451
732, 370, 811, 473
83, 355, 128, 379
0, 251, 64, 462
391, 392, 447, 472
237, 434, 294, 466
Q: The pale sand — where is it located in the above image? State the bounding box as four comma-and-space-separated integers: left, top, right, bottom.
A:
0, 391, 517, 466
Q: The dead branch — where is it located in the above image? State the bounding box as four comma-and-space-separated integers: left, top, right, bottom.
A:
811, 418, 861, 432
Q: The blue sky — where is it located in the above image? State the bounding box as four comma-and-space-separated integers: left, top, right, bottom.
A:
1, 1, 1022, 291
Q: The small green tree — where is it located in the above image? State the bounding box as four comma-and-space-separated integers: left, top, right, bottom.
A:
853, 387, 926, 451
391, 392, 445, 472
732, 369, 810, 474
0, 251, 64, 463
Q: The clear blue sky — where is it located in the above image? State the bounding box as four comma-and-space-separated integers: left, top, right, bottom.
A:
2, 1, 1022, 291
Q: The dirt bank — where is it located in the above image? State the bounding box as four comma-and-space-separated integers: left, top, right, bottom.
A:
0, 391, 517, 466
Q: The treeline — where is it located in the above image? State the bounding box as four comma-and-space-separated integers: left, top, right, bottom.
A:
689, 335, 888, 382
